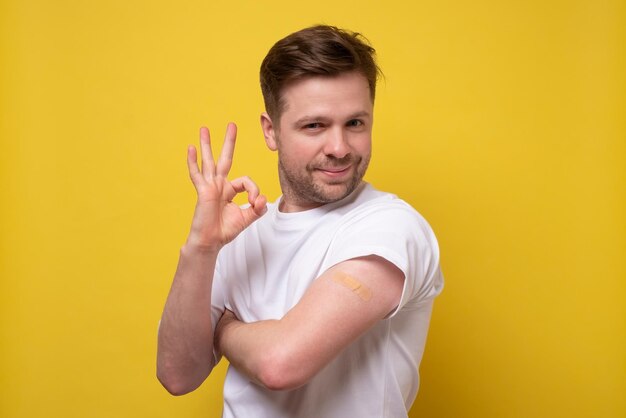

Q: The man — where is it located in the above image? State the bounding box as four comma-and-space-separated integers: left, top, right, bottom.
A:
157, 25, 443, 417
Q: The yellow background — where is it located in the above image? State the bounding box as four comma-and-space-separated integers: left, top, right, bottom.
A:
1, 0, 624, 417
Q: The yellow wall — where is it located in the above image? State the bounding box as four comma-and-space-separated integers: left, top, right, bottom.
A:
1, 1, 624, 417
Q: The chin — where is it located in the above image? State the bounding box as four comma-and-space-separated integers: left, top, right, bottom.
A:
313, 181, 358, 203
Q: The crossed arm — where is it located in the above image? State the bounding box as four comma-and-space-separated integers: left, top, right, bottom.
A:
215, 255, 404, 391
156, 124, 404, 395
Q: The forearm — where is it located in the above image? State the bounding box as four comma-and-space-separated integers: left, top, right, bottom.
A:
215, 310, 345, 391
157, 243, 219, 395
216, 317, 295, 390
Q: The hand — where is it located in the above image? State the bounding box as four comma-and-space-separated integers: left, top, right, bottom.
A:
186, 123, 267, 251
214, 308, 240, 360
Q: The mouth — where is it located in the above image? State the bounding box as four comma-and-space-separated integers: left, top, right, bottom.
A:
316, 165, 352, 178
320, 166, 350, 172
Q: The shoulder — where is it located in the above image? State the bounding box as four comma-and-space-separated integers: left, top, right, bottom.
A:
325, 184, 443, 304
328, 184, 440, 265
335, 184, 434, 239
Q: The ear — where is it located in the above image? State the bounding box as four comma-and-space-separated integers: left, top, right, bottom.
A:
260, 112, 278, 151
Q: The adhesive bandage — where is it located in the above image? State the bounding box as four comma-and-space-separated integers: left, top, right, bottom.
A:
331, 272, 372, 301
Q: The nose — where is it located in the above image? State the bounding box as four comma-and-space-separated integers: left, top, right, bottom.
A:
323, 127, 350, 159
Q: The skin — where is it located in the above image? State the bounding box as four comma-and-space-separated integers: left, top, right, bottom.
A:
157, 71, 404, 394
260, 72, 373, 213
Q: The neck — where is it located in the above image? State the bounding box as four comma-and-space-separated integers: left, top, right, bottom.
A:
278, 196, 325, 213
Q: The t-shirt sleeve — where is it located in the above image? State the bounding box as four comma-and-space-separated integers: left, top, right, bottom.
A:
324, 202, 443, 316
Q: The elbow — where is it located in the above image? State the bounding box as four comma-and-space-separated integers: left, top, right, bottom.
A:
157, 364, 207, 396
157, 370, 196, 396
255, 349, 311, 391
156, 347, 215, 396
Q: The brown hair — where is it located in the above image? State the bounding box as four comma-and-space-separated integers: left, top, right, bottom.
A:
260, 25, 381, 121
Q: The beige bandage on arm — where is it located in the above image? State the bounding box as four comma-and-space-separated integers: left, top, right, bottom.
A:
331, 272, 372, 301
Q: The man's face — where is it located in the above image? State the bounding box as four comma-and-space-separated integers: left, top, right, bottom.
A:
262, 71, 373, 212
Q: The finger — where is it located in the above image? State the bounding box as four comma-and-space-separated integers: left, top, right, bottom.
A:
252, 194, 268, 216
230, 176, 260, 205
216, 122, 236, 177
230, 176, 267, 225
186, 145, 203, 187
241, 194, 268, 225
199, 126, 216, 177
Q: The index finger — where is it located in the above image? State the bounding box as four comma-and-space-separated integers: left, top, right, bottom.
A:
216, 122, 237, 177
199, 126, 217, 177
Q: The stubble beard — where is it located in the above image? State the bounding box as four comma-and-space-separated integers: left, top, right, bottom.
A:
278, 153, 371, 207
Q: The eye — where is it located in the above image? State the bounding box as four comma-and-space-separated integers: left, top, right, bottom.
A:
346, 119, 363, 127
303, 122, 322, 130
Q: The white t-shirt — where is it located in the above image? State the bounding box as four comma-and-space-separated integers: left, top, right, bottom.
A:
211, 182, 443, 418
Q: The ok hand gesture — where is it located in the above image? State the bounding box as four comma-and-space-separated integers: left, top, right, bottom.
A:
186, 123, 267, 251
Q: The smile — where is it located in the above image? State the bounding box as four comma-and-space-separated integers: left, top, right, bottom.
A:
316, 166, 352, 177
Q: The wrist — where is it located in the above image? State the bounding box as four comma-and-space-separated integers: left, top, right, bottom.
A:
181, 240, 222, 257
215, 313, 237, 356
